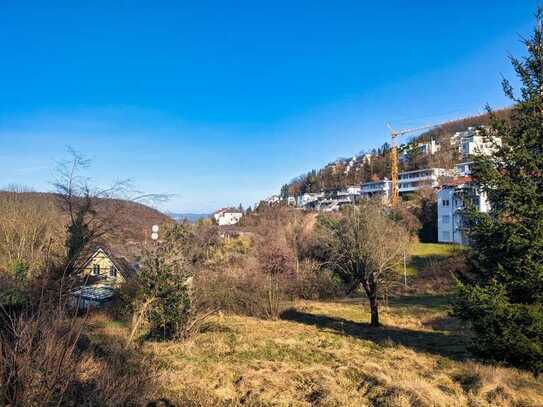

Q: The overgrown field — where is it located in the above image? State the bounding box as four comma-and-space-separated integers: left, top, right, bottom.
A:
88, 295, 543, 406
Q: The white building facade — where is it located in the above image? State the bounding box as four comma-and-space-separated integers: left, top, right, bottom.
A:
214, 210, 243, 226
398, 168, 452, 194
360, 179, 392, 201
437, 181, 490, 244
451, 127, 502, 160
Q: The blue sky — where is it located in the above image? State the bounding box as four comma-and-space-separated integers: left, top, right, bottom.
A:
0, 1, 535, 212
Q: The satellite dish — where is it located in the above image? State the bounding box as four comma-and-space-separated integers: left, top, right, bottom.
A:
151, 232, 159, 240
151, 225, 159, 233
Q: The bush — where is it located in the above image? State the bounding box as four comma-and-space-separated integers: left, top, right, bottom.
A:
136, 244, 193, 341
289, 259, 344, 300
195, 265, 285, 319
0, 306, 154, 406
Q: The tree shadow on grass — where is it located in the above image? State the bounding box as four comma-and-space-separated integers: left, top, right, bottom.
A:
280, 308, 469, 361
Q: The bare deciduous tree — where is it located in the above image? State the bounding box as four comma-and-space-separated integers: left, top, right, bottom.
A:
318, 200, 412, 327
54, 148, 169, 276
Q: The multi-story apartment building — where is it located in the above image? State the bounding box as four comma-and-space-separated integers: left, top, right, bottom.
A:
360, 178, 392, 201
437, 178, 490, 244
398, 168, 452, 194
451, 127, 502, 159
297, 192, 325, 209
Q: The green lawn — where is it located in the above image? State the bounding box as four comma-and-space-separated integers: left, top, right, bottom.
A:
401, 242, 461, 276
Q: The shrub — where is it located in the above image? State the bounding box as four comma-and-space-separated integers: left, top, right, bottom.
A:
290, 259, 344, 300
256, 229, 295, 319
0, 306, 153, 406
136, 244, 193, 341
195, 265, 273, 319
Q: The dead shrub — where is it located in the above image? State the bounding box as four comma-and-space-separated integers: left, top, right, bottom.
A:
289, 259, 344, 300
0, 304, 155, 406
195, 264, 285, 319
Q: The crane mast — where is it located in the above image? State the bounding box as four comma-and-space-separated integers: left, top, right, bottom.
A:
386, 123, 437, 208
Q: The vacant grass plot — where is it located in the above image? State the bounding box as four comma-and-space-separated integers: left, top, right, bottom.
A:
403, 243, 459, 276
88, 296, 543, 406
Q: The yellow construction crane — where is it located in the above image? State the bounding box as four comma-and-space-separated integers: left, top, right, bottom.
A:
386, 123, 438, 207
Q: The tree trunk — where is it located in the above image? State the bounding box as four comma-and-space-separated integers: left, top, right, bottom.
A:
369, 294, 379, 327
361, 278, 380, 327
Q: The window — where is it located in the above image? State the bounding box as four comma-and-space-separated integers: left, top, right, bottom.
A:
442, 215, 450, 224
441, 231, 450, 241
92, 264, 100, 275
442, 199, 450, 207
109, 266, 117, 278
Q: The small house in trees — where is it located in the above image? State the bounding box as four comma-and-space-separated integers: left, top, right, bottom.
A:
77, 246, 133, 287
72, 246, 134, 310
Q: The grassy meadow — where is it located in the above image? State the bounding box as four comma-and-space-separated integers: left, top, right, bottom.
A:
83, 244, 543, 406
88, 295, 543, 406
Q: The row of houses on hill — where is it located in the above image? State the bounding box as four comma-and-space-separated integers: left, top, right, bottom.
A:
268, 127, 501, 244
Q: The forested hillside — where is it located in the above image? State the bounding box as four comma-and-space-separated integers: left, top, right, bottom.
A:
0, 191, 170, 266
282, 108, 512, 196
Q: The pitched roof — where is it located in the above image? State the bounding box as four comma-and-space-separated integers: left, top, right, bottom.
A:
79, 246, 135, 279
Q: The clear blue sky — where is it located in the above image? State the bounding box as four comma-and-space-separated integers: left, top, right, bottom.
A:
0, 1, 535, 212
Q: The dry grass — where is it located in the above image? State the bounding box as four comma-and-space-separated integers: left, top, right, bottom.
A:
86, 295, 543, 406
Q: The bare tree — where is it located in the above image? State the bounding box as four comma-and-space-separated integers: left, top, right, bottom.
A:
318, 200, 412, 327
54, 148, 169, 275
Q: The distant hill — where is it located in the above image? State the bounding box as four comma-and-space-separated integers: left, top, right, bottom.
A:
0, 191, 171, 260
168, 213, 210, 223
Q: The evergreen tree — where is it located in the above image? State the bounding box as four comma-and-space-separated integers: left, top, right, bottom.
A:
453, 10, 543, 374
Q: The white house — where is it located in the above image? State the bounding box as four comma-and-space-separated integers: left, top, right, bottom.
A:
298, 192, 325, 208
437, 178, 490, 244
265, 195, 280, 205
451, 127, 502, 159
346, 185, 361, 195
317, 198, 352, 212
287, 196, 297, 206
214, 209, 243, 226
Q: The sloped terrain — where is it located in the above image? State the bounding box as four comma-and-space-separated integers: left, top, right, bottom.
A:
88, 295, 543, 406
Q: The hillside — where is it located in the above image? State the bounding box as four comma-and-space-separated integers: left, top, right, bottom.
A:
0, 191, 171, 260
282, 108, 512, 197
169, 212, 211, 223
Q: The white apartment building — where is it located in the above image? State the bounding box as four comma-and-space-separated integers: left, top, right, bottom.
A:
298, 192, 325, 208
398, 168, 451, 194
418, 139, 440, 155
451, 127, 502, 159
437, 179, 490, 244
360, 178, 392, 201
214, 209, 243, 226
